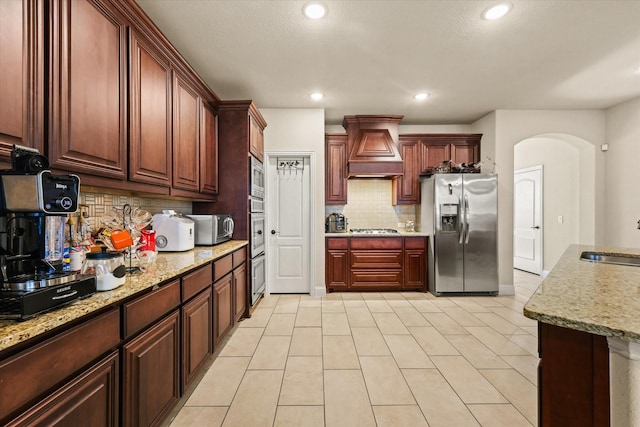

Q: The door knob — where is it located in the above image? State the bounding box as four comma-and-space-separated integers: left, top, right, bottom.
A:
271, 230, 277, 235
257, 230, 262, 235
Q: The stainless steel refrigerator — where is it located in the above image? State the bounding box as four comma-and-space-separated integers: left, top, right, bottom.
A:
417, 174, 498, 295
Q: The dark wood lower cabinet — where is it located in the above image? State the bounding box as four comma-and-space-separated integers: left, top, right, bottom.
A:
7, 351, 119, 427
538, 322, 610, 427
233, 263, 247, 322
123, 310, 180, 427
182, 288, 212, 393
213, 273, 233, 348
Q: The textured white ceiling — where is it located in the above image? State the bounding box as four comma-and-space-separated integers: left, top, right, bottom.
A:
136, 0, 640, 125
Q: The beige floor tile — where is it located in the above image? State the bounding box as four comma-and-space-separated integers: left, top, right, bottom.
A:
343, 299, 367, 308
248, 335, 291, 370
472, 312, 521, 335
323, 292, 343, 300
279, 356, 324, 405
323, 335, 360, 369
352, 327, 391, 356
222, 370, 283, 427
372, 405, 429, 427
386, 298, 412, 307
324, 370, 376, 427
520, 325, 538, 336
508, 333, 538, 356
341, 292, 364, 300
294, 307, 321, 327
274, 406, 325, 427
169, 406, 227, 427
381, 292, 406, 300
431, 299, 458, 308
470, 296, 506, 307
362, 292, 384, 300
346, 306, 377, 327
238, 306, 272, 328
372, 312, 410, 334
404, 368, 480, 427
360, 356, 415, 405
322, 312, 351, 335
258, 294, 280, 308
186, 356, 250, 406
431, 356, 508, 404
451, 298, 492, 313
422, 312, 468, 334
465, 326, 531, 356
441, 306, 487, 326
445, 334, 511, 369
264, 313, 296, 336
273, 297, 300, 314
218, 327, 264, 356
392, 306, 431, 326
402, 292, 428, 300
501, 355, 539, 386
322, 300, 346, 312
365, 299, 394, 312
490, 306, 538, 327
383, 334, 435, 368
289, 327, 322, 356
410, 299, 443, 313
298, 297, 322, 308
480, 369, 538, 425
409, 326, 459, 355
468, 404, 534, 427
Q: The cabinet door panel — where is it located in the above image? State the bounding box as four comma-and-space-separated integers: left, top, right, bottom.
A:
0, 0, 44, 161
421, 142, 450, 172
350, 271, 403, 289
129, 29, 172, 186
172, 72, 200, 191
200, 103, 218, 194
404, 249, 426, 290
325, 135, 348, 205
49, 0, 127, 178
451, 143, 479, 165
182, 288, 212, 392
326, 250, 349, 290
393, 138, 420, 204
234, 263, 247, 322
351, 251, 403, 269
123, 311, 180, 427
213, 273, 233, 347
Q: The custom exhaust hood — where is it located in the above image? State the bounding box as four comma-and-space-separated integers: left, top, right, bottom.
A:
343, 115, 404, 178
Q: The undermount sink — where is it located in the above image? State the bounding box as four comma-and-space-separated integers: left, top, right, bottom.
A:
580, 251, 640, 267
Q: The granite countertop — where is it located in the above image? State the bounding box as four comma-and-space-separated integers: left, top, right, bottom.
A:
0, 240, 248, 353
523, 244, 640, 342
325, 231, 431, 237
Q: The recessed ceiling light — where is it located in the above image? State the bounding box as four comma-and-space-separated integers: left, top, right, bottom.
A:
310, 92, 324, 101
482, 3, 512, 20
303, 2, 327, 20
414, 93, 430, 101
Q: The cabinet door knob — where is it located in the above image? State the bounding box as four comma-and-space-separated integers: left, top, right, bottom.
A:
271, 230, 277, 235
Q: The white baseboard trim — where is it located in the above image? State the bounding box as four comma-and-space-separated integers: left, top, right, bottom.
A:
542, 270, 550, 278
499, 284, 515, 295
313, 285, 327, 297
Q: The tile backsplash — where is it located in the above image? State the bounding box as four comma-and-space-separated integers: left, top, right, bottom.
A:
80, 191, 192, 231
324, 179, 415, 230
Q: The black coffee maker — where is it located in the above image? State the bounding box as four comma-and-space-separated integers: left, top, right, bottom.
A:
0, 145, 96, 320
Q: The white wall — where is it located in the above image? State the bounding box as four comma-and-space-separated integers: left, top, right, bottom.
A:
514, 138, 580, 271
605, 96, 640, 248
472, 110, 606, 290
260, 108, 326, 296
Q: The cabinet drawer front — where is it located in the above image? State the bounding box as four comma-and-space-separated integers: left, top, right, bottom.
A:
351, 237, 402, 250
327, 237, 348, 250
351, 271, 403, 289
351, 251, 402, 269
0, 309, 120, 421
232, 247, 246, 268
182, 264, 212, 301
404, 237, 427, 249
214, 254, 233, 281
123, 279, 180, 339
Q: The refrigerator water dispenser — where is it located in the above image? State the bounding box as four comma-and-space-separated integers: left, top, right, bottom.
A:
440, 204, 459, 232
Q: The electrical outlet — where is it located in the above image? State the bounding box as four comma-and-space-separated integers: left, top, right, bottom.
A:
558, 215, 563, 224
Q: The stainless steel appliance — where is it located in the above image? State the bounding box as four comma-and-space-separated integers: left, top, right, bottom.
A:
0, 146, 96, 319
418, 174, 498, 295
250, 253, 265, 305
250, 155, 264, 199
326, 213, 348, 233
250, 213, 265, 258
188, 214, 234, 245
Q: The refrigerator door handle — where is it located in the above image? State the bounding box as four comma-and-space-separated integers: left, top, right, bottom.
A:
458, 195, 465, 244
464, 194, 471, 244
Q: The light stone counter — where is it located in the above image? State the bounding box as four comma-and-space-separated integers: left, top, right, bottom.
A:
0, 240, 248, 353
523, 244, 640, 341
325, 231, 431, 237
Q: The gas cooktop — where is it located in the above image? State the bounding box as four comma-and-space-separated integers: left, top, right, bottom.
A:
349, 228, 399, 234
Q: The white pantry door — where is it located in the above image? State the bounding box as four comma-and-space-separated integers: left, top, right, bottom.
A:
266, 156, 311, 294
514, 165, 543, 275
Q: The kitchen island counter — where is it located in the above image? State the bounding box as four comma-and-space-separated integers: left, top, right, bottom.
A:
523, 244, 640, 341
0, 240, 248, 353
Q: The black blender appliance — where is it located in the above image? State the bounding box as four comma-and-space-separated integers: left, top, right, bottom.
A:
0, 146, 96, 320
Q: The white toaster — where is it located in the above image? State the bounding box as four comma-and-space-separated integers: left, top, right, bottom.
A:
152, 210, 195, 251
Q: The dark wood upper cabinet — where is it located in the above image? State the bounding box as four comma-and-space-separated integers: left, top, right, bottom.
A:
0, 0, 44, 164
200, 102, 219, 195
450, 135, 481, 165
249, 114, 264, 162
419, 134, 481, 173
393, 136, 420, 205
48, 0, 128, 179
128, 28, 172, 187
421, 142, 451, 172
172, 71, 200, 192
325, 134, 348, 205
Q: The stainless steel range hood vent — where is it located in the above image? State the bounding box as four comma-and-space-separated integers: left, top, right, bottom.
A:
343, 115, 404, 178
